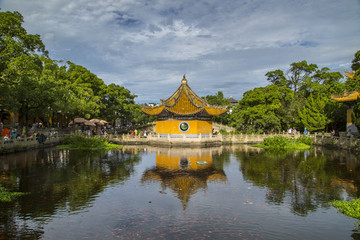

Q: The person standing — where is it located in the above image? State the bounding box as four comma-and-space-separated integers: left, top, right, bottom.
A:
304, 128, 308, 136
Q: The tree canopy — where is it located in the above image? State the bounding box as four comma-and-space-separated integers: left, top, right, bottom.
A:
0, 10, 150, 130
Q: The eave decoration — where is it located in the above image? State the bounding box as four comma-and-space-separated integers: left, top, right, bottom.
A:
141, 75, 228, 117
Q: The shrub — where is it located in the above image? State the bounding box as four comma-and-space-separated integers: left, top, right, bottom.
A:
295, 136, 313, 145
59, 135, 121, 150
263, 136, 289, 149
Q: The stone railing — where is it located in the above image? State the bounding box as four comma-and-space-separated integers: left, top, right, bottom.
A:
310, 132, 360, 150
0, 134, 66, 153
108, 132, 302, 146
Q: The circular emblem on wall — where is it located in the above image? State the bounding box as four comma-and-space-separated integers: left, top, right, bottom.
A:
179, 121, 190, 132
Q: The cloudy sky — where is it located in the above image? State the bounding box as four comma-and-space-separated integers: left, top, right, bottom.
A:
1, 0, 360, 103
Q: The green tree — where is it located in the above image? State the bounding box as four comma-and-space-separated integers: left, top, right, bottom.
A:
0, 11, 47, 75
351, 97, 360, 131
345, 50, 360, 92
287, 61, 318, 94
298, 94, 330, 132
1, 54, 59, 130
351, 50, 360, 72
265, 69, 287, 87
205, 91, 230, 106
57, 62, 103, 122
204, 91, 230, 125
231, 85, 293, 133
99, 83, 137, 124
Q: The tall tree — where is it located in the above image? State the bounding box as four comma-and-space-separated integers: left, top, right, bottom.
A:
0, 11, 46, 75
297, 94, 330, 132
287, 61, 318, 94
345, 50, 360, 92
265, 69, 287, 87
231, 85, 293, 133
204, 91, 230, 125
351, 50, 360, 72
99, 83, 137, 124
1, 54, 58, 129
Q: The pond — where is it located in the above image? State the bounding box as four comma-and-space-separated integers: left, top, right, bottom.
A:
0, 145, 359, 240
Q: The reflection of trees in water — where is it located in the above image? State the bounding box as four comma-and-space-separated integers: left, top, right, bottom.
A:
212, 149, 231, 170
0, 147, 142, 239
234, 146, 360, 216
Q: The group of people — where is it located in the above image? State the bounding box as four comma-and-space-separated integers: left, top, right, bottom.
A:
131, 129, 148, 138
1, 127, 20, 140
288, 128, 298, 135
287, 127, 310, 136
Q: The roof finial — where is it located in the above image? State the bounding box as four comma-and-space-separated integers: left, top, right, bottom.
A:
182, 74, 187, 84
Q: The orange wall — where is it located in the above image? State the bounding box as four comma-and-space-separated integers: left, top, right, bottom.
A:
156, 120, 212, 134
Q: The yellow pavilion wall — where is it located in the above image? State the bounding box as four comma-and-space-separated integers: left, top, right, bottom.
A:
347, 109, 353, 125
155, 120, 212, 134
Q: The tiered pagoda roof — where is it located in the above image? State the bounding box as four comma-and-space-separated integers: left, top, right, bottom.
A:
331, 71, 358, 103
332, 90, 360, 103
141, 75, 228, 117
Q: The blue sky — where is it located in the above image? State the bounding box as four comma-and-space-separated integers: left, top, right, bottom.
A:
1, 0, 360, 103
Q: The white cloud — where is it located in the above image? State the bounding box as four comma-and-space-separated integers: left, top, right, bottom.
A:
1, 0, 360, 102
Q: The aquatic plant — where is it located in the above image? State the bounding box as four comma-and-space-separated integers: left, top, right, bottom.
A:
0, 185, 27, 202
254, 136, 313, 150
58, 135, 122, 150
331, 198, 360, 223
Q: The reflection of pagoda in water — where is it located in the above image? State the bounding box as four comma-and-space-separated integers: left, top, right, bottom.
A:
141, 147, 227, 209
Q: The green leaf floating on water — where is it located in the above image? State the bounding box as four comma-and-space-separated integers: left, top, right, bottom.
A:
331, 198, 360, 221
0, 186, 28, 202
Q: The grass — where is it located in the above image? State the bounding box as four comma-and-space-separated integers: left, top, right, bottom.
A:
0, 185, 28, 202
331, 198, 360, 224
253, 135, 313, 150
57, 135, 122, 150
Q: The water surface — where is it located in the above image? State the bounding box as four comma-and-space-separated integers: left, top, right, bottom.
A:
0, 145, 359, 239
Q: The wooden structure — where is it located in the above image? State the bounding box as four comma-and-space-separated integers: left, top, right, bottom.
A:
141, 75, 227, 134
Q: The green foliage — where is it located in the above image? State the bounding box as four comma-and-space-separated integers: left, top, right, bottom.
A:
257, 136, 312, 150
0, 185, 27, 202
287, 60, 318, 93
352, 98, 360, 131
219, 129, 236, 135
0, 10, 142, 129
265, 69, 287, 86
295, 136, 314, 145
345, 50, 360, 92
351, 50, 360, 72
298, 94, 330, 132
59, 135, 122, 150
263, 136, 289, 149
204, 91, 230, 124
231, 85, 293, 133
331, 198, 360, 221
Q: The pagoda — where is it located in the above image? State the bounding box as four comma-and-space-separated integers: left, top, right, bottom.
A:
141, 75, 228, 134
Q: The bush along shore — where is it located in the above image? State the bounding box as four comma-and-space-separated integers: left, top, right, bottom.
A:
57, 135, 122, 150
253, 136, 314, 150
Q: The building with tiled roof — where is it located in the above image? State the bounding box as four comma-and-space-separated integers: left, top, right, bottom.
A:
331, 71, 358, 133
141, 75, 227, 134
